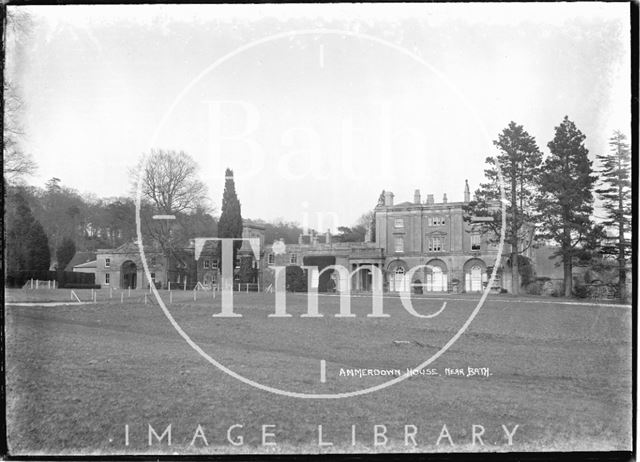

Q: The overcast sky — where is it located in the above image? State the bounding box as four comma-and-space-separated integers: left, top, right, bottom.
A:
7, 3, 630, 231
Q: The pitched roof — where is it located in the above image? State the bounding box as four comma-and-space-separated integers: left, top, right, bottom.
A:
98, 241, 163, 255
64, 251, 96, 271
74, 260, 97, 269
243, 219, 266, 230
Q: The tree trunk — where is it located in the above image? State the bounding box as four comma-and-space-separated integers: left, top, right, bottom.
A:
617, 160, 626, 301
618, 259, 626, 301
511, 251, 519, 295
563, 256, 572, 297
510, 174, 519, 295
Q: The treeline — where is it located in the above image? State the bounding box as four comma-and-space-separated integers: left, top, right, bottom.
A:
465, 118, 631, 299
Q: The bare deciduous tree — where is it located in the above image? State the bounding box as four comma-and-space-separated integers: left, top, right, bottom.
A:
131, 150, 210, 283
4, 9, 37, 185
134, 149, 208, 215
4, 80, 37, 184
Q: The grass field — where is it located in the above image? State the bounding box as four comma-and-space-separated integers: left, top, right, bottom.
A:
5, 288, 632, 454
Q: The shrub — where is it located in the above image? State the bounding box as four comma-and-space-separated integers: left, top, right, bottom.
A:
286, 266, 307, 292
573, 285, 589, 299
525, 282, 542, 295
302, 256, 336, 292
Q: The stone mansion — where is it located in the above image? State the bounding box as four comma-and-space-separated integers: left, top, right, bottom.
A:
262, 181, 517, 293
93, 181, 527, 293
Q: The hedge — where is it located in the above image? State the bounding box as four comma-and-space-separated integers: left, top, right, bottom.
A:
5, 270, 95, 288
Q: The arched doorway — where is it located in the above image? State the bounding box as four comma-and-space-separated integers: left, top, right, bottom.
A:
387, 260, 408, 292
425, 259, 448, 292
121, 260, 137, 289
463, 258, 487, 292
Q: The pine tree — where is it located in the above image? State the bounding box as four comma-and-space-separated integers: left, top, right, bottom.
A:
538, 116, 597, 297
464, 121, 542, 294
56, 237, 76, 271
595, 130, 631, 300
217, 168, 243, 271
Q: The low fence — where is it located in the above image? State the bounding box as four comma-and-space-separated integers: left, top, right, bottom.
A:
164, 281, 260, 292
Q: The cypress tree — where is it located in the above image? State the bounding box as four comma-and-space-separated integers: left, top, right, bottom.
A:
28, 220, 51, 271
56, 237, 76, 271
217, 168, 243, 271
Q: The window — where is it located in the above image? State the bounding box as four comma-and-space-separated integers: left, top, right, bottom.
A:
105, 258, 110, 268
212, 260, 219, 270
150, 272, 156, 282
471, 233, 481, 250
268, 253, 275, 265
289, 253, 298, 265
392, 267, 406, 292
395, 237, 404, 253
394, 218, 404, 228
104, 273, 110, 285
204, 259, 210, 269
428, 236, 443, 252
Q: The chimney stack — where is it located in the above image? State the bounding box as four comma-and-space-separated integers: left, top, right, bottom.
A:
464, 180, 470, 203
384, 191, 394, 206
414, 189, 421, 204
426, 194, 434, 205
443, 193, 448, 204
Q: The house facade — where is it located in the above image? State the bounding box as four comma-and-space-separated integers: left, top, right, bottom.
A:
372, 184, 502, 292
93, 183, 543, 293
95, 221, 264, 290
260, 181, 507, 293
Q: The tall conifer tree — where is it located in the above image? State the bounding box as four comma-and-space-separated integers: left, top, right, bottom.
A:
538, 116, 597, 297
464, 121, 542, 294
217, 168, 243, 271
6, 192, 51, 273
596, 130, 631, 300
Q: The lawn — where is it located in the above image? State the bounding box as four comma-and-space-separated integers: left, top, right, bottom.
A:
4, 288, 632, 454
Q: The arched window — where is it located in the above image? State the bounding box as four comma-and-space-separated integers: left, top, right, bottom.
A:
393, 266, 406, 292
470, 265, 482, 291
